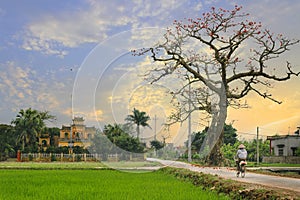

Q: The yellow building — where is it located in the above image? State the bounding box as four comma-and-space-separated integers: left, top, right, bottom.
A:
38, 134, 50, 151
59, 117, 96, 148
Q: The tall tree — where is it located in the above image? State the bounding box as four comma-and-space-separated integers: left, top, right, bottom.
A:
134, 5, 299, 165
0, 124, 15, 160
11, 108, 55, 152
125, 108, 151, 139
224, 124, 237, 145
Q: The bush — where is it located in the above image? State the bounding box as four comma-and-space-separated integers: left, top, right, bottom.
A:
51, 154, 56, 162
75, 154, 82, 162
28, 154, 33, 161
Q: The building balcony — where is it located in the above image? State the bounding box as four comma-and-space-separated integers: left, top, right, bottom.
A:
59, 138, 90, 143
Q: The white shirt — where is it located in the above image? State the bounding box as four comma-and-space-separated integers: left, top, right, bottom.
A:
236, 148, 247, 159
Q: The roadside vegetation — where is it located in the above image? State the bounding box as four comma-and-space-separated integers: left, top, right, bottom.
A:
160, 167, 299, 200
180, 123, 274, 166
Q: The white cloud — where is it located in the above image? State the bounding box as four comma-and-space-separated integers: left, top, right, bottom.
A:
22, 36, 68, 58
0, 61, 71, 118
20, 0, 199, 56
0, 62, 34, 99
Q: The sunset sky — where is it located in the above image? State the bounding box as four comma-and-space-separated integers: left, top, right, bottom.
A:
0, 0, 299, 145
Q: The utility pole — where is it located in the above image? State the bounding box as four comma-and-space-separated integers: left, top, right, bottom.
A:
256, 127, 259, 165
188, 84, 192, 163
154, 115, 157, 141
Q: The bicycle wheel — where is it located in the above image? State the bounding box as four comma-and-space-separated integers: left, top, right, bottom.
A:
241, 165, 246, 178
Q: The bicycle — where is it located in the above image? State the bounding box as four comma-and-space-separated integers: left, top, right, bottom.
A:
236, 160, 247, 178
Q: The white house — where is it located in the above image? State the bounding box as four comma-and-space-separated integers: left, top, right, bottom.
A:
267, 135, 300, 156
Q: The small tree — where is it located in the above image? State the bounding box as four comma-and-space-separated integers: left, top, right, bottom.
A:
134, 5, 299, 165
150, 140, 164, 151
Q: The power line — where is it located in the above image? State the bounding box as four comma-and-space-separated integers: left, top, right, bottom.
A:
258, 127, 288, 135
236, 131, 256, 136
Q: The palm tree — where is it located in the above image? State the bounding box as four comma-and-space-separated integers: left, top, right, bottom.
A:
125, 108, 151, 140
11, 108, 55, 151
0, 124, 15, 160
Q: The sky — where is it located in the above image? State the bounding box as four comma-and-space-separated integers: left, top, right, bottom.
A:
0, 0, 300, 146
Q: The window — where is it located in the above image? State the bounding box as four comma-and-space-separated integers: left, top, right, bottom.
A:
42, 140, 47, 147
278, 148, 284, 156
277, 144, 285, 156
291, 147, 297, 156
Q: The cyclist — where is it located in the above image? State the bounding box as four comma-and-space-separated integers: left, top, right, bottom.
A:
235, 144, 247, 175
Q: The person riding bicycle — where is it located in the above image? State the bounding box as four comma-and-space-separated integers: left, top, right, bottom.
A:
235, 144, 247, 175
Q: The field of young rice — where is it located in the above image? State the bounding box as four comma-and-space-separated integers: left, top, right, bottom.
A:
0, 169, 229, 200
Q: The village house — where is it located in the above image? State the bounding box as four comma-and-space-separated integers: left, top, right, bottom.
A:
59, 117, 96, 148
267, 134, 300, 156
263, 131, 300, 164
38, 117, 96, 151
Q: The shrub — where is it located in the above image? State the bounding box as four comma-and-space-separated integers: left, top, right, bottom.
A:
28, 154, 33, 161
75, 154, 82, 162
51, 154, 56, 162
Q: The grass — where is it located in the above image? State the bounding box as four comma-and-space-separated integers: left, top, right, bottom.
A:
0, 161, 106, 169
0, 169, 229, 200
102, 161, 161, 168
258, 163, 300, 167
0, 161, 162, 170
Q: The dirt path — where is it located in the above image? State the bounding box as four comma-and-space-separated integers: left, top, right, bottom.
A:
147, 158, 300, 196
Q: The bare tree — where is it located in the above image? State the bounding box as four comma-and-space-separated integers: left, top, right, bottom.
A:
133, 5, 299, 165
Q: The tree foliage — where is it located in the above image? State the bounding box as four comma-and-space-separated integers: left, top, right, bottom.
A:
221, 139, 271, 164
125, 108, 151, 139
103, 123, 145, 153
150, 140, 164, 151
0, 124, 16, 160
11, 108, 55, 152
190, 124, 237, 152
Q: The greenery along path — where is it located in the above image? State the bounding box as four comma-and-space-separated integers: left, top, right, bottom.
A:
147, 158, 300, 196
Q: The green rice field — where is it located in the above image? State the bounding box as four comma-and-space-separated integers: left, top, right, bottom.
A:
0, 169, 229, 200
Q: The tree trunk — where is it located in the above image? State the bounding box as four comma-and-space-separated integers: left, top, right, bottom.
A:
205, 130, 224, 166
199, 86, 227, 166
136, 125, 140, 139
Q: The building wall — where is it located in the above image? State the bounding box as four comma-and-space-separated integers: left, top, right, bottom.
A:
269, 135, 300, 156
263, 156, 300, 164
38, 118, 96, 149
58, 118, 96, 148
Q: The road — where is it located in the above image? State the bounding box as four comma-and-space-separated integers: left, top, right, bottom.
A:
147, 158, 300, 196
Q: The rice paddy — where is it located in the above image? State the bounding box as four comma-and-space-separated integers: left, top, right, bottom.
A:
0, 169, 229, 200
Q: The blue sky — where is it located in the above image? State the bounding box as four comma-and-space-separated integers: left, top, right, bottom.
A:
1, 0, 300, 145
